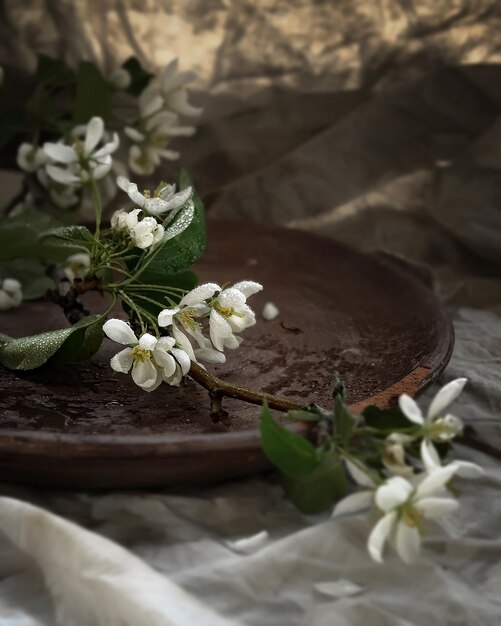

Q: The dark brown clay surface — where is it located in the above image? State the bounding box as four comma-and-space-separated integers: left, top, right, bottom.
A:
0, 220, 453, 488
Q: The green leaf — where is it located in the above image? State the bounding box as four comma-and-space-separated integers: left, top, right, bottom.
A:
129, 192, 206, 279
39, 225, 93, 252
334, 395, 355, 447
332, 371, 346, 402
35, 54, 75, 87
282, 454, 348, 515
362, 405, 410, 430
41, 225, 93, 243
121, 57, 153, 96
260, 402, 319, 478
0, 210, 58, 262
0, 259, 53, 300
74, 61, 112, 123
179, 168, 193, 191
51, 315, 103, 364
0, 315, 103, 371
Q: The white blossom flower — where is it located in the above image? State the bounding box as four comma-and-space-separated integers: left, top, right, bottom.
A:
367, 469, 461, 564
43, 117, 119, 185
158, 283, 225, 364
0, 278, 22, 311
116, 176, 191, 217
109, 67, 131, 90
16, 143, 47, 173
399, 379, 466, 463
209, 281, 262, 351
64, 253, 90, 282
382, 433, 415, 477
103, 319, 190, 391
158, 58, 202, 117
111, 208, 164, 249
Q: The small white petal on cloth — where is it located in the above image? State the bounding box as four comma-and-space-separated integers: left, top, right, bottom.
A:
262, 302, 279, 320
314, 579, 363, 599
85, 117, 105, 155
103, 319, 138, 346
367, 511, 397, 563
180, 283, 220, 307
332, 490, 373, 516
375, 477, 413, 512
395, 522, 421, 564
427, 378, 467, 419
398, 394, 424, 424
225, 531, 269, 554
110, 348, 134, 373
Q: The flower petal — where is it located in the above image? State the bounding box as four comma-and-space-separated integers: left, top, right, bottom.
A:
110, 347, 133, 373
43, 143, 77, 164
375, 476, 413, 512
417, 497, 459, 519
427, 378, 467, 419
398, 394, 424, 425
450, 461, 484, 478
153, 348, 176, 378
124, 126, 146, 143
232, 281, 263, 298
171, 348, 191, 375
173, 326, 196, 362
367, 511, 397, 563
345, 460, 376, 488
194, 347, 226, 364
93, 132, 120, 159
179, 283, 220, 307
138, 333, 157, 351
420, 439, 442, 472
45, 165, 80, 185
218, 288, 246, 309
84, 117, 104, 155
332, 490, 373, 516
132, 359, 158, 389
158, 308, 180, 327
395, 522, 421, 564
416, 465, 458, 498
103, 319, 137, 345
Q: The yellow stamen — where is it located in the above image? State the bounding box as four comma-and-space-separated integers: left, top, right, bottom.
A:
131, 345, 151, 363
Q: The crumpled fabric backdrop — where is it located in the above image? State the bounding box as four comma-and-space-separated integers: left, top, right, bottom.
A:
1, 1, 501, 624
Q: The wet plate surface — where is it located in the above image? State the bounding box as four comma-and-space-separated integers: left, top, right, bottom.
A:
0, 220, 453, 488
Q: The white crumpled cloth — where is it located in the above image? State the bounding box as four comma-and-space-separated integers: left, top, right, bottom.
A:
0, 307, 500, 626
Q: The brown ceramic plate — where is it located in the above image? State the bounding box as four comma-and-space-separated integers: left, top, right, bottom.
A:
0, 220, 453, 488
